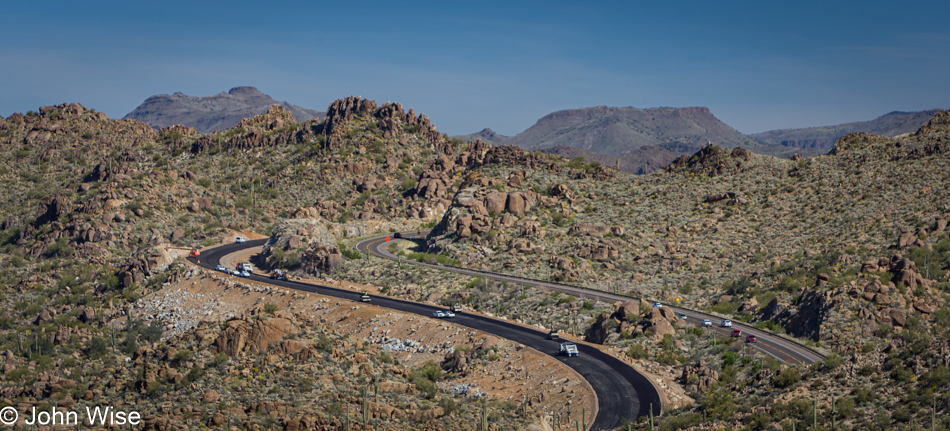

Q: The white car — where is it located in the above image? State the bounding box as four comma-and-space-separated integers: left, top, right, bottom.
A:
721, 320, 733, 327
235, 237, 247, 243
214, 265, 227, 272
652, 302, 663, 308
702, 319, 712, 327
444, 310, 456, 318
560, 342, 579, 357
432, 310, 446, 318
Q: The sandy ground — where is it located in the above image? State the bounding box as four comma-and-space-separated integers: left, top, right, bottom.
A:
140, 247, 596, 428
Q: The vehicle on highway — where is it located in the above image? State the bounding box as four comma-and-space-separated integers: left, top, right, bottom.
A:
746, 334, 757, 343
548, 329, 561, 340
432, 310, 446, 318
237, 262, 253, 273
451, 303, 463, 313
269, 269, 288, 281
215, 264, 227, 272
732, 329, 742, 337
394, 232, 402, 239
560, 342, 579, 357
360, 292, 371, 302
236, 270, 251, 278
677, 313, 687, 320
652, 302, 663, 308
702, 319, 712, 327
444, 310, 455, 318
235, 236, 247, 243
721, 319, 733, 327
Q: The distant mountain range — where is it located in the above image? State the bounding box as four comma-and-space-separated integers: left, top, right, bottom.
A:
456, 106, 942, 174
748, 109, 943, 152
123, 87, 940, 175
457, 106, 766, 174
123, 87, 324, 133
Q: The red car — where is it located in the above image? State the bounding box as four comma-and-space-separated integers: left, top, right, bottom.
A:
732, 329, 742, 337
746, 335, 757, 343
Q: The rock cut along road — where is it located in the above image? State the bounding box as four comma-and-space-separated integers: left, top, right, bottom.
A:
192, 239, 661, 430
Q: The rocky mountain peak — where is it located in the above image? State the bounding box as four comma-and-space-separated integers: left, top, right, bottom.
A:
227, 86, 264, 97
123, 87, 324, 133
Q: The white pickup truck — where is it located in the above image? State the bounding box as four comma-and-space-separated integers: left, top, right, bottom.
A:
560, 342, 578, 357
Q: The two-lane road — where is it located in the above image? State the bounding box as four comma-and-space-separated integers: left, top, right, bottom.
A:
356, 233, 824, 366
191, 239, 661, 430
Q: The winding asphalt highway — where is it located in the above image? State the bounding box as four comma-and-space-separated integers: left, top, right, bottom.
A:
355, 233, 825, 366
190, 239, 660, 431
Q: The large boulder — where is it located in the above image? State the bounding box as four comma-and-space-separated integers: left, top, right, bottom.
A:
213, 317, 299, 356
896, 227, 916, 248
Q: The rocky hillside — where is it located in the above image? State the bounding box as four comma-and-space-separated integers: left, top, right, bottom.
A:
750, 109, 943, 156
0, 98, 564, 430
123, 86, 324, 133
407, 110, 950, 430
2, 95, 950, 430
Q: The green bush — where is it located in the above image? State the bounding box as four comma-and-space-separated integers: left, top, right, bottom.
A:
86, 337, 108, 359
172, 349, 193, 367
626, 344, 647, 359
822, 352, 842, 370
774, 367, 801, 388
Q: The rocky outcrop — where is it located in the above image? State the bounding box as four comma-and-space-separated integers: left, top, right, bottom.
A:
576, 240, 619, 261
568, 224, 625, 237
301, 244, 344, 274
261, 217, 403, 274
665, 144, 752, 176
322, 97, 445, 149
679, 362, 720, 393
213, 317, 300, 356
426, 186, 542, 249
703, 191, 747, 205
890, 257, 925, 290
778, 288, 836, 341
643, 306, 685, 337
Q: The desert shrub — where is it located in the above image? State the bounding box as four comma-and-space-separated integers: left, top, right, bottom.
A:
627, 344, 647, 359
822, 352, 842, 370
774, 367, 801, 388
410, 360, 441, 399
85, 337, 108, 359
314, 335, 332, 352
172, 349, 193, 367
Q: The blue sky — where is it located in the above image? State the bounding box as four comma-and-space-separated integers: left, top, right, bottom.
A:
2, 1, 947, 135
